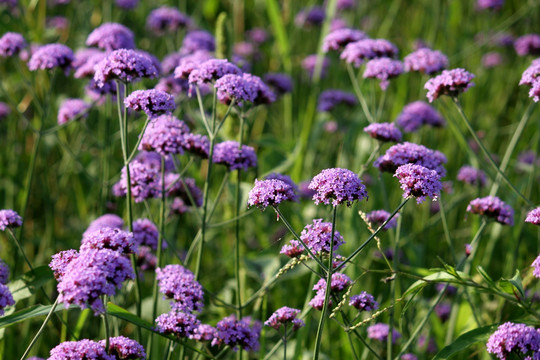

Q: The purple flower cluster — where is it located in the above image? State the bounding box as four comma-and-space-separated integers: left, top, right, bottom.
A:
156, 264, 204, 313
243, 73, 276, 105
367, 323, 401, 343
349, 291, 379, 311
280, 240, 304, 258
395, 101, 445, 132
116, 0, 139, 9
0, 209, 22, 231
265, 173, 299, 195
404, 48, 448, 74
48, 339, 114, 360
215, 74, 257, 106
132, 218, 160, 250
49, 250, 79, 280
309, 273, 352, 310
486, 322, 540, 359
80, 227, 135, 254
0, 32, 26, 57
309, 168, 368, 206
163, 175, 203, 207
57, 98, 90, 125
0, 260, 9, 285
248, 179, 297, 210
323, 28, 367, 52
99, 336, 146, 359
526, 208, 540, 225
363, 122, 402, 142
317, 89, 357, 112
482, 52, 504, 68
466, 196, 514, 225
83, 214, 124, 238
301, 55, 330, 79
394, 164, 442, 203
519, 61, 540, 102
265, 307, 305, 331
365, 210, 399, 230
213, 141, 257, 171
0, 102, 10, 119
188, 59, 242, 86
94, 49, 158, 87
532, 255, 540, 278
374, 142, 447, 176
113, 159, 160, 203
192, 324, 218, 342
0, 260, 13, 316
173, 50, 213, 79
341, 39, 399, 67
146, 7, 191, 35
514, 34, 540, 56
300, 219, 345, 254
425, 68, 475, 102
457, 165, 487, 187
138, 114, 189, 156
28, 44, 74, 72
295, 6, 325, 27
180, 30, 215, 54
363, 58, 403, 90
477, 0, 504, 10
155, 310, 200, 338
86, 23, 135, 51
212, 315, 261, 352
263, 73, 293, 95
124, 89, 175, 117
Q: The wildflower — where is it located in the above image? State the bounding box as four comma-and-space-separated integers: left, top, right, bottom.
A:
74, 52, 106, 78
404, 48, 448, 74
146, 7, 191, 35
374, 142, 447, 177
265, 173, 299, 195
486, 322, 540, 359
0, 260, 8, 285
363, 123, 402, 142
514, 34, 540, 56
86, 23, 135, 51
28, 44, 74, 73
162, 175, 203, 207
113, 160, 160, 203
394, 164, 442, 203
477, 0, 504, 10
248, 179, 297, 210
435, 302, 451, 322
0, 209, 22, 231
124, 89, 175, 117
322, 28, 367, 52
213, 141, 257, 171
170, 198, 189, 215
265, 307, 305, 330
94, 49, 158, 87
482, 52, 503, 68
48, 339, 114, 360
340, 39, 399, 67
80, 227, 136, 255
49, 250, 79, 280
0, 32, 26, 57
116, 0, 139, 9
309, 168, 368, 206
83, 214, 124, 238
0, 102, 10, 119
313, 273, 352, 293
526, 208, 540, 225
263, 73, 293, 95
457, 166, 487, 187
300, 219, 345, 254
519, 61, 540, 102
215, 74, 257, 106
425, 68, 475, 102
349, 291, 379, 312
173, 51, 213, 79
365, 210, 399, 230
363, 58, 403, 90
367, 323, 401, 343
192, 324, 217, 342
188, 59, 242, 86
466, 196, 514, 225
243, 73, 276, 105
295, 6, 325, 27
317, 89, 357, 112
155, 310, 200, 338
0, 283, 14, 316
309, 291, 332, 310
98, 336, 146, 359
57, 99, 90, 125
280, 240, 304, 258
395, 101, 445, 132
180, 30, 215, 54
212, 315, 261, 352
246, 28, 268, 44
138, 114, 190, 156
156, 265, 204, 313
301, 55, 330, 79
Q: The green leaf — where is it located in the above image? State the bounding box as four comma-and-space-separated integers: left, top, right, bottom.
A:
498, 270, 525, 299
403, 271, 467, 298
476, 266, 496, 287
8, 266, 54, 303
433, 324, 499, 359
265, 0, 291, 71
0, 304, 70, 329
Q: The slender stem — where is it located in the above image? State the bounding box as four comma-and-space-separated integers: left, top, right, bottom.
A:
459, 219, 488, 271
347, 63, 374, 124
126, 116, 153, 164
283, 326, 287, 360
103, 297, 111, 354
387, 210, 403, 360
357, 143, 382, 178
19, 298, 59, 360
7, 229, 35, 273
235, 115, 246, 322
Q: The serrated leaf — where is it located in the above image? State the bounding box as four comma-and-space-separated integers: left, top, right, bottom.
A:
433, 324, 499, 359
8, 266, 54, 303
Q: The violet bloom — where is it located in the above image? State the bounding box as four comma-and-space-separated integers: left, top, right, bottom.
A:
367, 323, 401, 343
425, 68, 475, 102
526, 208, 540, 225
188, 59, 242, 86
300, 218, 345, 254
124, 89, 175, 117
374, 142, 447, 177
46, 16, 69, 32
0, 102, 10, 119
213, 141, 257, 171
340, 39, 399, 67
394, 164, 442, 203
0, 32, 26, 57
138, 114, 190, 156
0, 283, 14, 316
49, 249, 79, 280
113, 160, 160, 202
215, 74, 257, 106
116, 0, 139, 9
395, 101, 445, 132
349, 291, 379, 311
246, 28, 268, 45
365, 210, 399, 230
401, 354, 418, 360
74, 51, 106, 79
156, 264, 204, 312
94, 49, 158, 87
243, 73, 276, 105
477, 0, 504, 10
248, 179, 297, 210
317, 89, 357, 112
330, 18, 348, 31
180, 30, 215, 54
457, 165, 487, 187
135, 49, 162, 75
80, 227, 136, 255
192, 324, 218, 342
57, 98, 90, 125
0, 209, 22, 231
179, 133, 210, 158
212, 315, 261, 352
265, 307, 305, 331
322, 28, 367, 52
336, 0, 356, 11
83, 214, 124, 238
364, 123, 402, 142
86, 23, 135, 51
486, 322, 540, 359
98, 336, 145, 359
363, 58, 403, 90
173, 50, 213, 79
313, 273, 352, 293
309, 291, 332, 310
435, 302, 451, 322
404, 48, 448, 74
28, 44, 74, 73
295, 6, 325, 27
163, 175, 203, 207
134, 151, 175, 172
532, 255, 540, 278
48, 339, 114, 360
156, 75, 189, 97
146, 7, 191, 35
265, 173, 299, 195
263, 73, 293, 95
302, 54, 330, 79
0, 260, 9, 285
466, 196, 514, 225
280, 240, 304, 258
162, 52, 183, 75
482, 52, 503, 68
514, 34, 540, 56
309, 168, 368, 206
156, 310, 200, 338
519, 62, 540, 102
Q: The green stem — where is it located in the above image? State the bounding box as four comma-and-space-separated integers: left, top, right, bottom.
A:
347, 63, 374, 124
126, 116, 153, 164
283, 326, 287, 360
19, 298, 59, 360
387, 210, 403, 360
103, 297, 111, 354
235, 115, 246, 321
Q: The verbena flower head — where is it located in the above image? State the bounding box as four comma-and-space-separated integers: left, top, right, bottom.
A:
317, 89, 357, 112
340, 39, 399, 67
404, 48, 448, 74
57, 248, 134, 314
265, 307, 305, 330
514, 34, 540, 56
295, 6, 325, 27
48, 339, 114, 360
482, 52, 504, 68
146, 7, 191, 35
309, 168, 368, 206
139, 114, 190, 156
213, 141, 257, 171
309, 290, 332, 310
57, 98, 90, 125
212, 315, 261, 352
188, 59, 242, 86
113, 160, 160, 202
86, 22, 135, 51
94, 49, 158, 87
313, 273, 352, 293
265, 173, 299, 195
192, 324, 218, 342
0, 102, 10, 119
532, 254, 540, 277
519, 62, 540, 102
0, 209, 22, 231
301, 54, 330, 79
394, 164, 442, 203
124, 89, 175, 117
367, 323, 401, 343
156, 310, 200, 338
401, 354, 418, 360
80, 227, 136, 255
0, 260, 9, 285
395, 101, 445, 132
83, 214, 124, 238
242, 73, 276, 105
301, 218, 345, 254
132, 218, 159, 250
0, 284, 14, 316
322, 28, 367, 52
155, 75, 189, 97
180, 30, 215, 54
477, 0, 504, 10
466, 196, 514, 225
162, 175, 203, 207
349, 291, 379, 311
526, 208, 540, 225
98, 336, 146, 359
173, 50, 213, 79
28, 44, 74, 73
49, 249, 79, 280
215, 74, 257, 106
486, 322, 540, 359
424, 68, 475, 102
374, 142, 447, 177
364, 122, 402, 142
457, 165, 487, 187
116, 0, 139, 9
0, 32, 26, 57
280, 240, 304, 258
363, 58, 403, 90
156, 264, 204, 313
263, 73, 293, 95
248, 179, 297, 210
365, 210, 399, 230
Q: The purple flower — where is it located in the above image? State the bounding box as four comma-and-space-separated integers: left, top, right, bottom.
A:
519, 62, 540, 102
0, 32, 26, 57
139, 114, 190, 156
243, 73, 276, 105
404, 48, 448, 74
0, 102, 10, 119
265, 173, 299, 195
83, 214, 124, 238
74, 51, 106, 79
363, 58, 403, 90
514, 34, 540, 56
170, 198, 189, 215
367, 323, 401, 343
364, 123, 402, 142
94, 49, 158, 87
457, 165, 487, 187
115, 0, 139, 9
395, 101, 445, 132
365, 210, 399, 230
466, 196, 514, 225
309, 291, 332, 310
49, 250, 79, 280
374, 142, 447, 177
246, 28, 268, 44
86, 23, 135, 51
394, 164, 442, 203
162, 174, 203, 207
80, 227, 136, 255
309, 168, 368, 206
482, 52, 503, 68
173, 50, 213, 79
135, 246, 157, 272
156, 310, 200, 338
526, 208, 540, 225
341, 39, 399, 67
295, 6, 325, 27
180, 30, 215, 54
435, 302, 451, 322
48, 339, 114, 360
425, 68, 475, 102
532, 254, 540, 278
113, 160, 160, 203
0, 260, 9, 285
313, 273, 352, 293
155, 75, 189, 97
401, 354, 418, 360
213, 141, 257, 171
134, 151, 175, 172
301, 218, 345, 254
212, 315, 261, 352
349, 291, 379, 311
323, 28, 367, 52
215, 74, 257, 106
57, 98, 90, 125
179, 133, 210, 158
302, 55, 330, 79
0, 284, 14, 316
156, 264, 204, 312
247, 179, 297, 210
146, 7, 191, 35
477, 0, 504, 10
28, 44, 74, 73
0, 209, 22, 231
188, 59, 242, 86
46, 16, 68, 32
124, 89, 175, 117
280, 240, 304, 258
263, 73, 293, 95
99, 336, 146, 359
265, 307, 304, 330
317, 89, 357, 112
162, 52, 183, 75
486, 322, 540, 359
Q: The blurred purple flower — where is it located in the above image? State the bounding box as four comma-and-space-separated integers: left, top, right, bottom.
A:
57, 98, 90, 125
364, 122, 402, 142
263, 73, 293, 95
28, 43, 74, 73
365, 210, 399, 230
0, 32, 26, 57
323, 28, 367, 52
317, 89, 356, 112
213, 141, 257, 171
0, 209, 22, 231
94, 49, 158, 87
396, 101, 445, 132
295, 6, 325, 27
514, 34, 540, 56
404, 48, 448, 74
341, 39, 399, 67
86, 23, 135, 51
265, 307, 304, 330
457, 165, 487, 187
180, 30, 215, 54
425, 68, 475, 102
302, 54, 330, 79
466, 196, 514, 225
146, 7, 191, 35
367, 323, 401, 343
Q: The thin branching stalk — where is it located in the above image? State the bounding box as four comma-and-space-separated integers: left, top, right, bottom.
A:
235, 113, 246, 321
346, 63, 374, 124
19, 298, 59, 360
